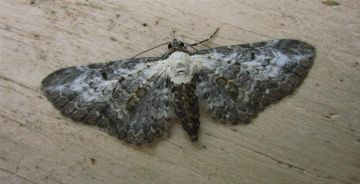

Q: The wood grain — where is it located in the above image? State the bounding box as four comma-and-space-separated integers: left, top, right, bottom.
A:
1, 0, 359, 183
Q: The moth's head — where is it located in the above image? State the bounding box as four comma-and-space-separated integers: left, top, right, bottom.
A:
168, 39, 187, 51
163, 39, 191, 59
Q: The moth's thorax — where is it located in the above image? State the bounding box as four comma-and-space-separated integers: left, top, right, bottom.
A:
167, 51, 193, 85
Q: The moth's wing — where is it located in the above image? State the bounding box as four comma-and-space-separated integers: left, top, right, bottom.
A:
191, 39, 315, 123
42, 57, 175, 145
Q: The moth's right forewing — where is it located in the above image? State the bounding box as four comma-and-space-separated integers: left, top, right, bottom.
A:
191, 39, 316, 123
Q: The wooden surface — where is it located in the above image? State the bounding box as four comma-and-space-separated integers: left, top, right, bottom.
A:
1, 0, 359, 184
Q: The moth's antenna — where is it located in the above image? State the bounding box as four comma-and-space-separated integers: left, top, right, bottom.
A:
189, 28, 219, 47
131, 42, 170, 59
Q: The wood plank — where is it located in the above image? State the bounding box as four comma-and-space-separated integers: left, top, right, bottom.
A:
1, 0, 359, 184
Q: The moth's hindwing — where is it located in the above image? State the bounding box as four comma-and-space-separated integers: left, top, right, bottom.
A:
41, 57, 175, 145
192, 39, 315, 123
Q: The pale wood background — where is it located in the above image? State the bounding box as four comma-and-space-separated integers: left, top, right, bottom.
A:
1, 0, 359, 184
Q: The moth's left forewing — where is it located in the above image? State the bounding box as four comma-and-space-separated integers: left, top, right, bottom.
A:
41, 57, 176, 145
191, 39, 316, 123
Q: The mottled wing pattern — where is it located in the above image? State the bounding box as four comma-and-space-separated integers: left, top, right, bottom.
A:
42, 57, 175, 145
192, 39, 315, 123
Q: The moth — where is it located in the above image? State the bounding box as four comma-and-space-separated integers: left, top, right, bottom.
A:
42, 31, 315, 145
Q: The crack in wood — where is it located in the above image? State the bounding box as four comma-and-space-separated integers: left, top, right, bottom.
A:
204, 132, 339, 182
0, 75, 37, 92
0, 167, 37, 184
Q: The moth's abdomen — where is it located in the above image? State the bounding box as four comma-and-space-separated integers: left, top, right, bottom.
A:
172, 81, 200, 141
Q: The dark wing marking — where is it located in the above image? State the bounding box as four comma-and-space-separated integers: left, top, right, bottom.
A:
192, 39, 315, 123
42, 57, 175, 145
